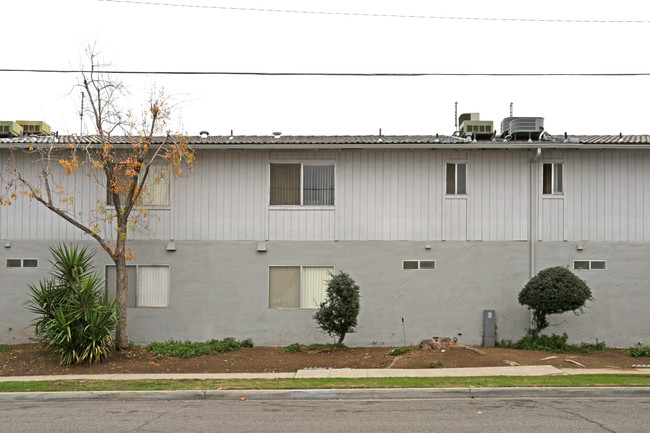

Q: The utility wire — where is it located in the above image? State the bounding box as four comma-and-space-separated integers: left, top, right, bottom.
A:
97, 0, 650, 24
1, 68, 650, 76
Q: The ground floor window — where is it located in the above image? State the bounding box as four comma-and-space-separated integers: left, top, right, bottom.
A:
573, 260, 606, 270
105, 264, 170, 307
6, 258, 38, 268
402, 260, 435, 270
269, 266, 334, 308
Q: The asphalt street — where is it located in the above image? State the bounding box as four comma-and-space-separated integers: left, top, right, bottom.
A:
1, 395, 649, 432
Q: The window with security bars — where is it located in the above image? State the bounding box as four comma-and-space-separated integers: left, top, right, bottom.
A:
105, 265, 170, 307
446, 163, 467, 195
542, 163, 563, 195
269, 266, 334, 308
107, 165, 170, 207
270, 163, 334, 206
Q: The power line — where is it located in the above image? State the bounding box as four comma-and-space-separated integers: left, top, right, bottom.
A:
2, 68, 650, 77
97, 0, 650, 24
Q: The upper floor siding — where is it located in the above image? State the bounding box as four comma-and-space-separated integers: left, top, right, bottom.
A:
1, 148, 648, 242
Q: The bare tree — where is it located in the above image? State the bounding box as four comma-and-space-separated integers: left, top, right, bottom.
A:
1, 47, 194, 348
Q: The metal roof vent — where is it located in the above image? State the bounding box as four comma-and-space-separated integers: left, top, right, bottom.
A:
273, 132, 282, 138
199, 131, 209, 140
500, 117, 544, 140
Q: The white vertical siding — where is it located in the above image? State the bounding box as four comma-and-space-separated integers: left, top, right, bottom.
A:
2, 148, 648, 242
564, 150, 649, 241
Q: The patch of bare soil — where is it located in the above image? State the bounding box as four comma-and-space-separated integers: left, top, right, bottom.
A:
1, 343, 647, 377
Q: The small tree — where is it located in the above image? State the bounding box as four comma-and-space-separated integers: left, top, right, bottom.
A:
313, 271, 361, 344
518, 266, 593, 338
1, 46, 194, 348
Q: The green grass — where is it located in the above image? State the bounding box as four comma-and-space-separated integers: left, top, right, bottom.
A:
145, 338, 253, 358
1, 374, 648, 393
0, 344, 12, 353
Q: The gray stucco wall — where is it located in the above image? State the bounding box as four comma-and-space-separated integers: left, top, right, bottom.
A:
1, 240, 648, 347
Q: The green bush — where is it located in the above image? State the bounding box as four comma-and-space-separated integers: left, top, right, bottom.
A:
579, 341, 608, 351
145, 337, 253, 358
629, 346, 650, 358
306, 343, 346, 350
389, 347, 416, 356
511, 333, 608, 353
512, 333, 572, 352
313, 271, 361, 344
281, 343, 304, 353
518, 266, 593, 338
240, 338, 254, 348
26, 245, 117, 365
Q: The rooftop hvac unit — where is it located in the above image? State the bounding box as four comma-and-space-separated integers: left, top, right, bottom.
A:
16, 120, 51, 136
458, 113, 494, 140
0, 121, 23, 138
500, 117, 544, 140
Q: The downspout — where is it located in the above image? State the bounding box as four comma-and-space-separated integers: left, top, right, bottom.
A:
528, 148, 541, 332
529, 148, 541, 279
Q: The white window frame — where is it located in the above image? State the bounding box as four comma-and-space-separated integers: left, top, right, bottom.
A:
106, 164, 171, 209
542, 162, 564, 196
402, 260, 436, 270
573, 260, 607, 271
268, 265, 334, 309
6, 258, 38, 268
105, 264, 170, 308
268, 161, 336, 208
445, 161, 467, 196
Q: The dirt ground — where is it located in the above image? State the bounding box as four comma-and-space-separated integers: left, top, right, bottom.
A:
1, 343, 647, 376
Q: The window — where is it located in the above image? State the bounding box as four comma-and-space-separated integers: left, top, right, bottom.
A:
446, 163, 467, 195
270, 163, 334, 206
105, 265, 170, 307
573, 260, 606, 271
107, 165, 170, 207
6, 258, 38, 268
269, 266, 333, 308
403, 260, 435, 270
543, 163, 563, 195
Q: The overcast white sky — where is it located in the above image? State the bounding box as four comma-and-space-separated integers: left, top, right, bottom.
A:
2, 0, 650, 136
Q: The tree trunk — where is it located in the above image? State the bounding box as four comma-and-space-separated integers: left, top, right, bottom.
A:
337, 334, 346, 345
114, 227, 130, 349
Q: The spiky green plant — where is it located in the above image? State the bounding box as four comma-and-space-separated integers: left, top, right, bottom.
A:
26, 245, 117, 365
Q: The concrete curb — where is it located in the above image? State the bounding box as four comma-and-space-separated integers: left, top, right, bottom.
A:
1, 387, 649, 403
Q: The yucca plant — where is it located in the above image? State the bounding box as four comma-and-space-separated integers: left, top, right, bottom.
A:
26, 245, 118, 365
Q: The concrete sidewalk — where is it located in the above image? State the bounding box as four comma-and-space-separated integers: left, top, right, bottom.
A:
0, 365, 648, 382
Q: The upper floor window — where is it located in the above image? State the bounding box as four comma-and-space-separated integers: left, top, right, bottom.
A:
446, 162, 467, 195
270, 163, 334, 206
542, 163, 563, 195
107, 165, 170, 207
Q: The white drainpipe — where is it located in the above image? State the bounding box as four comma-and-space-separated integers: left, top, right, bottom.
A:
529, 148, 541, 279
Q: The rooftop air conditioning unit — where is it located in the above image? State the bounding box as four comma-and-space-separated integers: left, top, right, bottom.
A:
0, 121, 23, 138
16, 120, 51, 136
458, 113, 494, 140
501, 117, 544, 140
